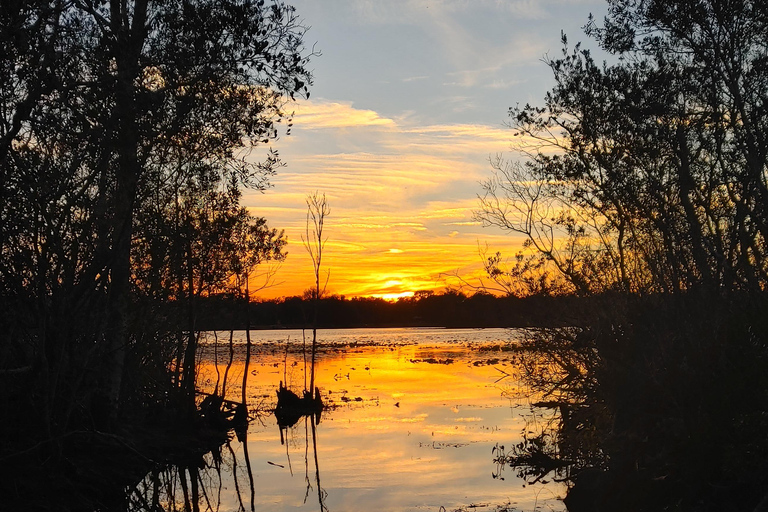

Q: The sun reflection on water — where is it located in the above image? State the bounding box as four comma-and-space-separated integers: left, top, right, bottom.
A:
191, 328, 565, 512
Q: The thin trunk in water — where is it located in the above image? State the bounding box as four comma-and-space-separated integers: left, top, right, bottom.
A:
182, 239, 198, 407
213, 331, 220, 396
303, 193, 329, 396
310, 243, 320, 393
241, 430, 256, 512
180, 466, 191, 512
222, 329, 234, 398
310, 327, 317, 394
311, 414, 328, 511
189, 466, 200, 512
241, 276, 251, 407
302, 329, 308, 391
227, 441, 246, 512
283, 337, 289, 386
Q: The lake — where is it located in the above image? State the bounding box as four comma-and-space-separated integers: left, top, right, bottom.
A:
130, 328, 565, 512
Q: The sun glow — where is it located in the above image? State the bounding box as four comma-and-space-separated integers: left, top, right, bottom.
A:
243, 99, 530, 300
369, 291, 415, 302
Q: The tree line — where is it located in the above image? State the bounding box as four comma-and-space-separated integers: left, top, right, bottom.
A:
193, 290, 586, 330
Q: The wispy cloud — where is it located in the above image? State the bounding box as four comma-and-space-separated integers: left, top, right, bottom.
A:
290, 101, 395, 128
243, 0, 609, 298
246, 100, 539, 298
402, 75, 429, 82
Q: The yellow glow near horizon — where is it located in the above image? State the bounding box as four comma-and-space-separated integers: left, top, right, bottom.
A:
243, 99, 534, 299
368, 291, 415, 301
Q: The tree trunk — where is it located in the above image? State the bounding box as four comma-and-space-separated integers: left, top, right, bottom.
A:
182, 239, 198, 407
241, 277, 252, 407
104, 0, 149, 417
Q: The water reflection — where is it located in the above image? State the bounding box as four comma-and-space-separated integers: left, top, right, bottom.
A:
126, 437, 255, 512
491, 322, 768, 512
277, 411, 328, 511
134, 328, 566, 512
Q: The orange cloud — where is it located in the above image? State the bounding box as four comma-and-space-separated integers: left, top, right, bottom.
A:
291, 101, 396, 129
244, 100, 533, 299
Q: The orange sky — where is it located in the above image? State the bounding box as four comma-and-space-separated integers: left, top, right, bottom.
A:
240, 1, 606, 300
243, 101, 529, 299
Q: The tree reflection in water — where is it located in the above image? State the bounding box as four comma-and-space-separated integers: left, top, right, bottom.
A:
125, 434, 255, 512
124, 411, 329, 512
494, 327, 608, 482
494, 303, 768, 512
278, 411, 328, 512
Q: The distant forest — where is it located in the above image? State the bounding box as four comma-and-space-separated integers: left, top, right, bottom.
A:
194, 290, 584, 330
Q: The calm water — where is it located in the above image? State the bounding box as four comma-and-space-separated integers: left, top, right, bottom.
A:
134, 328, 565, 512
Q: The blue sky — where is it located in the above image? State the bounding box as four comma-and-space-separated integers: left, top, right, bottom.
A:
245, 0, 608, 298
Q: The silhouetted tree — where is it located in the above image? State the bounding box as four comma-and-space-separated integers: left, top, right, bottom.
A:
0, 1, 312, 504
478, 0, 768, 297
302, 192, 329, 394
479, 2, 768, 510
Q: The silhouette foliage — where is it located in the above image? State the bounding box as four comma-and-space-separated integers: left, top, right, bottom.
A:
479, 1, 768, 510
0, 1, 310, 508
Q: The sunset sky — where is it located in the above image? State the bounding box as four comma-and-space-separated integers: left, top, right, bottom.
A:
245, 0, 607, 299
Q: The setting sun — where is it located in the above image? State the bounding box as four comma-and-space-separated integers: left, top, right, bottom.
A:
369, 291, 415, 302
243, 106, 524, 299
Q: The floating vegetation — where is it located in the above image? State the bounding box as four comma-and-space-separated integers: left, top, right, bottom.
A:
439, 501, 518, 512
409, 357, 455, 365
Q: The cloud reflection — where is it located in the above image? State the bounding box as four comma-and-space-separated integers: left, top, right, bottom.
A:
195, 333, 561, 511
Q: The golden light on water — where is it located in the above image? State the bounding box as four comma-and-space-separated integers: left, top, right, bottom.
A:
192, 328, 565, 511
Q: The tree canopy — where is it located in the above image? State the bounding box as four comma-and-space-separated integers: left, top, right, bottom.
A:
478, 0, 768, 297
478, 2, 768, 510
0, 3, 311, 503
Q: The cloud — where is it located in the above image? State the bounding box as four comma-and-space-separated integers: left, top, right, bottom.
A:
291, 101, 396, 129
238, 0, 609, 298
247, 100, 538, 298
402, 75, 429, 82
342, 0, 568, 25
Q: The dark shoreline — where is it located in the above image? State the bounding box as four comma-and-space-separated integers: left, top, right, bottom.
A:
193, 291, 587, 331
